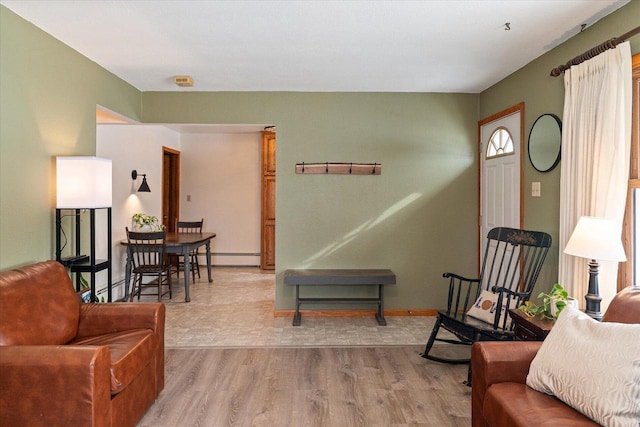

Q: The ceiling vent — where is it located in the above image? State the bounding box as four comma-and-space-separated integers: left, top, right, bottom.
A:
173, 75, 194, 87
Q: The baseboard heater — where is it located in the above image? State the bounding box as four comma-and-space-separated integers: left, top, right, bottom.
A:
84, 279, 127, 302
206, 252, 260, 267
209, 252, 260, 257
96, 279, 126, 294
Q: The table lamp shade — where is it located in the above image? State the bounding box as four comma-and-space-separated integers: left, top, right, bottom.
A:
564, 216, 626, 262
56, 156, 112, 208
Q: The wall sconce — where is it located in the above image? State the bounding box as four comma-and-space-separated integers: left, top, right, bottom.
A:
131, 170, 151, 192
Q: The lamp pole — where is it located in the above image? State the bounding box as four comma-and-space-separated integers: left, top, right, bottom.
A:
585, 259, 603, 321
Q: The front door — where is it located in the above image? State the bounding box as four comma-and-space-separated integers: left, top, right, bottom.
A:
479, 104, 523, 264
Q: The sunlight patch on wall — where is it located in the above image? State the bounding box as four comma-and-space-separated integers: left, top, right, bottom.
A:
300, 192, 422, 267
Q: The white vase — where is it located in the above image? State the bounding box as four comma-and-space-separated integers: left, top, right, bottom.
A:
132, 222, 153, 232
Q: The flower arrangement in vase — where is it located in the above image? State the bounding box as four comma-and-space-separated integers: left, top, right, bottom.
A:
132, 213, 161, 231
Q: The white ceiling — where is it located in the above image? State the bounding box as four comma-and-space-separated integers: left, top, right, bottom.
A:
1, 0, 630, 93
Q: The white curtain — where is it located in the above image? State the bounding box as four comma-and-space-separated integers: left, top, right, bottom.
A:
558, 41, 632, 311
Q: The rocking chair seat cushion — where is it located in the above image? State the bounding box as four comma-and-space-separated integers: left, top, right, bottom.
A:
466, 290, 517, 325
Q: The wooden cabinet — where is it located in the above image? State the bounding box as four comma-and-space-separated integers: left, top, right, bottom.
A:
261, 131, 276, 270
263, 131, 276, 174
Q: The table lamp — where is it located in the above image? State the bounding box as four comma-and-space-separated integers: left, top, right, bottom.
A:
564, 216, 626, 320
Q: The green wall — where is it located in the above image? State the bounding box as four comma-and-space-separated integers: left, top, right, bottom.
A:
479, 0, 640, 295
142, 92, 480, 309
0, 6, 141, 268
1, 5, 480, 310
2, 1, 638, 310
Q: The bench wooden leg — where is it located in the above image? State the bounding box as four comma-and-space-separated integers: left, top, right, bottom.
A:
292, 312, 301, 326
290, 281, 390, 326
375, 284, 387, 325
293, 284, 302, 326
375, 313, 387, 326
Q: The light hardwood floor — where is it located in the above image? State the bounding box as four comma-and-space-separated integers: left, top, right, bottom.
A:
139, 347, 471, 427
136, 267, 472, 426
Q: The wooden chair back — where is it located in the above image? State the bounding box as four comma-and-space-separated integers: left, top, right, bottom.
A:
176, 219, 203, 234
126, 228, 167, 271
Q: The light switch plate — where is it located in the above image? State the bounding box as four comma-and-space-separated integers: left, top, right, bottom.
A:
532, 182, 541, 197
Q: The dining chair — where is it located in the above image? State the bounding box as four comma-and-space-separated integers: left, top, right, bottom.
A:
126, 227, 172, 301
175, 218, 204, 282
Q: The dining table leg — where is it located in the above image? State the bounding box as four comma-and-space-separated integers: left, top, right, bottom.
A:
206, 240, 213, 283
124, 249, 132, 301
183, 247, 191, 303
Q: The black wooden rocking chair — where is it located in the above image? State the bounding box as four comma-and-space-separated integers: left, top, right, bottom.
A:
421, 227, 552, 384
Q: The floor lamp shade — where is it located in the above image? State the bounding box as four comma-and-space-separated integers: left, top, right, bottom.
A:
56, 156, 112, 208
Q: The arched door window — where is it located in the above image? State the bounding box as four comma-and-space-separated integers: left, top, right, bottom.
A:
486, 127, 514, 158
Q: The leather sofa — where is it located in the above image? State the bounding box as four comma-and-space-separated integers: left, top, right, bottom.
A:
471, 285, 640, 427
0, 260, 165, 427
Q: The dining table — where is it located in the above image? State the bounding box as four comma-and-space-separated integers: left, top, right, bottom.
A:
122, 231, 216, 302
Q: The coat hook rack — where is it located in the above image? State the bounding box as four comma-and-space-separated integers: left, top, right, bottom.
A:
295, 162, 381, 175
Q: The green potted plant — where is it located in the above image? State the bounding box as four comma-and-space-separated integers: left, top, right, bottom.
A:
518, 283, 575, 319
132, 213, 160, 231
78, 273, 105, 303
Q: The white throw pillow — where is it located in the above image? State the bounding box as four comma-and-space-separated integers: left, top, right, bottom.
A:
466, 290, 515, 324
526, 306, 640, 427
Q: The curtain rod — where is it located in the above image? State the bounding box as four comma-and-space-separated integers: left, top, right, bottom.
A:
550, 26, 640, 77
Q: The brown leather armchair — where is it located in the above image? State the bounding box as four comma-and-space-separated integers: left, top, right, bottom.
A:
0, 261, 165, 427
471, 286, 640, 427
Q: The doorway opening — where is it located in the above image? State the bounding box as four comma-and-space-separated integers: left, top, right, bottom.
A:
162, 147, 181, 232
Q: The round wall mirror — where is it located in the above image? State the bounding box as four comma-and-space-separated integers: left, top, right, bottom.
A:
528, 113, 562, 172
